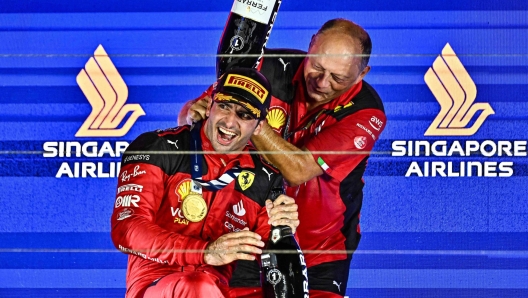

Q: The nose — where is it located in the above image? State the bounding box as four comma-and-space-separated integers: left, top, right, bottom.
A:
315, 72, 331, 89
223, 108, 238, 127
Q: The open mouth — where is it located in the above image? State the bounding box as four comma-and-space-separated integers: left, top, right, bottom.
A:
217, 126, 238, 145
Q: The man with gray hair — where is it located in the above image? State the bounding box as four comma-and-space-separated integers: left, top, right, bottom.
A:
180, 18, 386, 298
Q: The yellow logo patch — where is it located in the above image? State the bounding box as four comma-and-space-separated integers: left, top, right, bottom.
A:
238, 171, 255, 191
225, 74, 269, 103
175, 179, 192, 202
266, 107, 286, 129
334, 101, 354, 113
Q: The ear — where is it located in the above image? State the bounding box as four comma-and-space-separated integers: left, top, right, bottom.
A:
353, 65, 371, 85
252, 119, 264, 136
205, 100, 213, 117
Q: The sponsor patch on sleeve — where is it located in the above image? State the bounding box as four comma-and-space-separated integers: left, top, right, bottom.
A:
117, 208, 134, 221
354, 136, 368, 150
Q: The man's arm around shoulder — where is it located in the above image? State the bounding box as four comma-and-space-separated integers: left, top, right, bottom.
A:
251, 123, 322, 186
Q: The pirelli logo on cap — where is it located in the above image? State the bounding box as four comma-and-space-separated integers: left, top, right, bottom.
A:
225, 74, 269, 104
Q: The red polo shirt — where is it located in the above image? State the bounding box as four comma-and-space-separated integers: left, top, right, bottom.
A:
268, 60, 386, 267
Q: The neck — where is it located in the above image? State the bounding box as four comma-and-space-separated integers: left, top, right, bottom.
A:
306, 97, 332, 112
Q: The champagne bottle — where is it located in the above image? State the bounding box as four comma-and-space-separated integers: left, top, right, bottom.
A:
261, 187, 309, 298
216, 0, 282, 78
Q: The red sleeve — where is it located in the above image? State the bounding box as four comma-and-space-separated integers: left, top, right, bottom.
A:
189, 84, 214, 103
305, 109, 386, 181
203, 84, 214, 98
110, 135, 210, 266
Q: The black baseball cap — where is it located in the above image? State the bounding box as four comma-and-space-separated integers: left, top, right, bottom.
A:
212, 68, 272, 120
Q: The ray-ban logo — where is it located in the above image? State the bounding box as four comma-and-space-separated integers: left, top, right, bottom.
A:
76, 45, 145, 137
424, 43, 494, 136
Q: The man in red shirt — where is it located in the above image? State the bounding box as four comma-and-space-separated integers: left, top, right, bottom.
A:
112, 68, 300, 298
180, 19, 386, 298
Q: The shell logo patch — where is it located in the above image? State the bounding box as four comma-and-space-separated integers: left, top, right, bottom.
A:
266, 107, 286, 130
175, 179, 192, 202
238, 171, 255, 191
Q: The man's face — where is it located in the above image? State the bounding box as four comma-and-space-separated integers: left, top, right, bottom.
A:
204, 100, 262, 152
303, 31, 370, 105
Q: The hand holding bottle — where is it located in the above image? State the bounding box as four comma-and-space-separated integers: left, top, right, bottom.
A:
265, 194, 299, 233
262, 189, 309, 298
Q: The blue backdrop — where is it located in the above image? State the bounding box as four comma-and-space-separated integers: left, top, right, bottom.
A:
1, 1, 527, 297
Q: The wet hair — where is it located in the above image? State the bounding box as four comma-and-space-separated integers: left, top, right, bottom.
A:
313, 18, 372, 70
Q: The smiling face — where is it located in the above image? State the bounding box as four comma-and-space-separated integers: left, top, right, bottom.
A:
204, 100, 262, 152
304, 31, 370, 108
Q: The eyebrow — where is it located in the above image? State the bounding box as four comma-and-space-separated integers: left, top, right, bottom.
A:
233, 104, 257, 118
236, 105, 250, 113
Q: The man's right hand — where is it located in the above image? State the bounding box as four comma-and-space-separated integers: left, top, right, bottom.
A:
266, 194, 300, 234
178, 95, 212, 126
204, 228, 265, 266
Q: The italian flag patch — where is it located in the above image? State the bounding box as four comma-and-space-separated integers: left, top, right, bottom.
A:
318, 157, 330, 172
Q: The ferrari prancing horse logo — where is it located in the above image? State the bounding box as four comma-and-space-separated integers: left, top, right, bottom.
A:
238, 170, 255, 191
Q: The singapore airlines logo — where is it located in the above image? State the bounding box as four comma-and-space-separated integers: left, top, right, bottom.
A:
76, 45, 145, 137
424, 43, 494, 136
